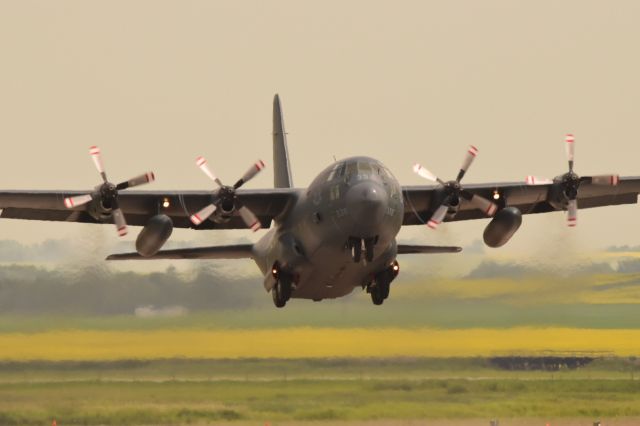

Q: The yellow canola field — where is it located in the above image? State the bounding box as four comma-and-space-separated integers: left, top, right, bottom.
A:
1, 327, 640, 360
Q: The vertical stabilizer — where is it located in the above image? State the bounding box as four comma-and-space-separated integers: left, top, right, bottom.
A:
273, 94, 293, 188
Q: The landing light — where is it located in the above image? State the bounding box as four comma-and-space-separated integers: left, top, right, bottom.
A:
392, 263, 399, 272
492, 190, 500, 200
162, 198, 171, 208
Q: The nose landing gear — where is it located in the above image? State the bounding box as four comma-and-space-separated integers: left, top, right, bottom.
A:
349, 237, 377, 263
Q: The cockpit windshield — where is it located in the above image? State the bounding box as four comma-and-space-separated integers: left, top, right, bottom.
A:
326, 159, 391, 183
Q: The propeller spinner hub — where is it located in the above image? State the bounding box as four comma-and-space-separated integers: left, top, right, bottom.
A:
445, 181, 461, 192
216, 186, 236, 213
561, 172, 580, 200
99, 182, 118, 209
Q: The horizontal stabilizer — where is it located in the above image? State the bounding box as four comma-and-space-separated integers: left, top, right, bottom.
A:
106, 244, 254, 260
397, 244, 462, 254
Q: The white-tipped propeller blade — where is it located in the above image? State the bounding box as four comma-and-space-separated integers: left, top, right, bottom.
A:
238, 206, 261, 232
190, 204, 217, 226
112, 208, 128, 236
238, 160, 266, 187
457, 145, 478, 181
118, 172, 155, 190
89, 146, 107, 181
565, 134, 575, 162
64, 194, 93, 209
426, 204, 448, 230
196, 156, 222, 186
468, 194, 498, 217
413, 164, 440, 183
591, 174, 620, 186
525, 176, 554, 185
567, 199, 577, 227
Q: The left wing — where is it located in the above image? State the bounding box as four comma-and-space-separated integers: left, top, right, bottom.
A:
0, 189, 297, 230
402, 177, 640, 225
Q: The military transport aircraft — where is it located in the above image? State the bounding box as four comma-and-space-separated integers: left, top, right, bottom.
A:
0, 95, 637, 307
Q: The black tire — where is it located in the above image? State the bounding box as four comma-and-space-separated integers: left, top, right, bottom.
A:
370, 286, 384, 305
381, 281, 390, 299
272, 282, 287, 308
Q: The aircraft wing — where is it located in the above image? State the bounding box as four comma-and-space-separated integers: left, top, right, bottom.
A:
402, 177, 640, 225
0, 189, 297, 230
106, 244, 254, 260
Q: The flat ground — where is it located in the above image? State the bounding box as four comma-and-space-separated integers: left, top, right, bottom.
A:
1, 358, 639, 425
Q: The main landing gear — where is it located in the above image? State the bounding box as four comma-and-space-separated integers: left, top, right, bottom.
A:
367, 260, 400, 306
271, 267, 294, 308
349, 237, 377, 263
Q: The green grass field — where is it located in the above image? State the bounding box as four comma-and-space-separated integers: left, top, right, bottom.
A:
1, 358, 640, 425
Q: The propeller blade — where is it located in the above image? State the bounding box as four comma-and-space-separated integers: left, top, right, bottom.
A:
565, 134, 575, 171
89, 146, 108, 182
590, 174, 620, 186
234, 160, 266, 189
112, 207, 128, 236
116, 172, 155, 190
467, 194, 498, 217
63, 194, 93, 209
413, 164, 443, 184
567, 199, 577, 227
525, 176, 554, 185
190, 204, 217, 226
238, 205, 261, 232
456, 145, 478, 182
426, 204, 449, 230
196, 156, 223, 187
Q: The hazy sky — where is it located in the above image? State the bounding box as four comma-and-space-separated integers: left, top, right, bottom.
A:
0, 1, 639, 256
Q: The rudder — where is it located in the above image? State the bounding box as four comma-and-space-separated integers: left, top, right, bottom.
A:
273, 94, 293, 188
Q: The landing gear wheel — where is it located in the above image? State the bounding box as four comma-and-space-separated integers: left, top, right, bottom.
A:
370, 286, 385, 305
272, 282, 287, 308
272, 276, 293, 308
380, 281, 390, 300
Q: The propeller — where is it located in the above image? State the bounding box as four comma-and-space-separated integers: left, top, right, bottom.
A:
64, 146, 155, 237
525, 134, 619, 227
413, 145, 498, 230
190, 156, 265, 232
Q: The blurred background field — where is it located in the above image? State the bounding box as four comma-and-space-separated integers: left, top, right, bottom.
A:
1, 246, 640, 424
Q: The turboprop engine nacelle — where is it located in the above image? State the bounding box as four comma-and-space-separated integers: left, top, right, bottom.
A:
483, 207, 522, 248
136, 214, 173, 257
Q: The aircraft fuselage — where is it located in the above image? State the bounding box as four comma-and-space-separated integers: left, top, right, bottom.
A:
253, 156, 404, 301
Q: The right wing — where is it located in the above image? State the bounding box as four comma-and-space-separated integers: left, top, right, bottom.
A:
0, 188, 298, 230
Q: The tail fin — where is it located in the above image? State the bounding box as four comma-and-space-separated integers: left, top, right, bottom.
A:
273, 94, 293, 188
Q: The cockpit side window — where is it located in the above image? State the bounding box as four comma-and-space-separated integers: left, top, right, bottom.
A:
327, 162, 346, 181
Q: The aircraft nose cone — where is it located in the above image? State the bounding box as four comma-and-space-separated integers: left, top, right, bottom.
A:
346, 182, 388, 235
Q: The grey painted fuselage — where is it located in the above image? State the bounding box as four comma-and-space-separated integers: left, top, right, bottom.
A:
253, 156, 403, 300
